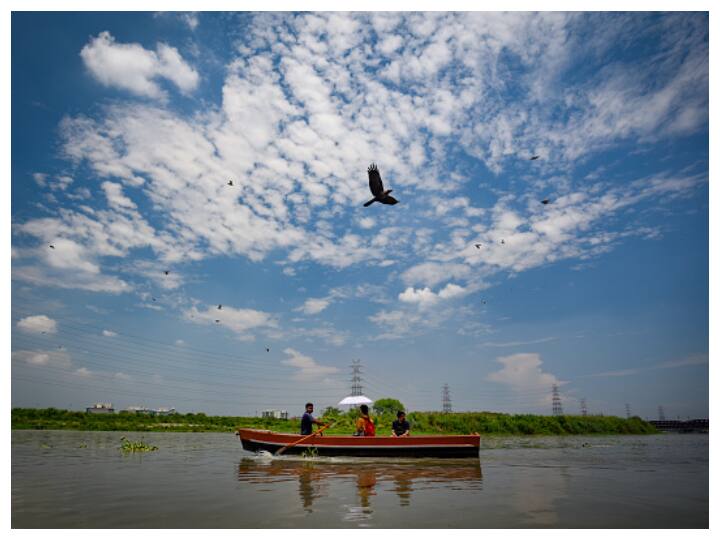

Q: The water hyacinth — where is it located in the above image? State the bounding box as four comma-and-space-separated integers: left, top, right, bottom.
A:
119, 436, 158, 453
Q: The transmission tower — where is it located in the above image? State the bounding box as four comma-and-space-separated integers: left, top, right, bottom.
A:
625, 403, 631, 419
442, 383, 452, 413
658, 406, 665, 421
580, 398, 588, 417
552, 384, 563, 416
350, 359, 364, 396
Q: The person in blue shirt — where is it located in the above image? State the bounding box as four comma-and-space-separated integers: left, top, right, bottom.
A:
300, 403, 326, 435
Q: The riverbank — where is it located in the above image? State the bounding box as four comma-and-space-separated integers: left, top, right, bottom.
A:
11, 408, 657, 435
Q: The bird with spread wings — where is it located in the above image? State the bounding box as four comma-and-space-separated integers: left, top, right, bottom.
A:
363, 163, 399, 207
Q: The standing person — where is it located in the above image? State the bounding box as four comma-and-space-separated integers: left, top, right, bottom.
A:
354, 404, 376, 436
392, 411, 411, 437
300, 403, 326, 435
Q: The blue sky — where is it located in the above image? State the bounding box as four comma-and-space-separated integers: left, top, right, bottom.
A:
10, 11, 709, 419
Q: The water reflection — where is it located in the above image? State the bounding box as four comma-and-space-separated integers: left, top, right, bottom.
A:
237, 458, 482, 519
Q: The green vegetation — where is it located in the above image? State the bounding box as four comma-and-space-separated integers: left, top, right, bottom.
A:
12, 406, 657, 435
120, 436, 158, 453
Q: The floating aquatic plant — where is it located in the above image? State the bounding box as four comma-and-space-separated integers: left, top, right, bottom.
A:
120, 436, 158, 453
301, 446, 319, 458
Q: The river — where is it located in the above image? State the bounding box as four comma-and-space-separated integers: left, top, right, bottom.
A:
11, 430, 708, 528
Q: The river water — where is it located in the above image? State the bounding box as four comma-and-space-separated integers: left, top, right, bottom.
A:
11, 430, 708, 528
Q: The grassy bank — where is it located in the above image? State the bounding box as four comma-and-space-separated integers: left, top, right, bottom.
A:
11, 408, 657, 435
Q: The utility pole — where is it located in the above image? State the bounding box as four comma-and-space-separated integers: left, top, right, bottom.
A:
580, 398, 588, 417
442, 383, 452, 413
625, 403, 631, 419
350, 359, 364, 396
552, 384, 563, 416
658, 406, 665, 421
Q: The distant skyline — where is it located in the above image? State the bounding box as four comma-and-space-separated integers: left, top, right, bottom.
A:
10, 12, 709, 419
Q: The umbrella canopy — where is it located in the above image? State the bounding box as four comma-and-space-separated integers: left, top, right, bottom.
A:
338, 395, 373, 406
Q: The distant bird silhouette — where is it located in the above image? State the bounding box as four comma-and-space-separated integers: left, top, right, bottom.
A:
217, 304, 222, 310
152, 297, 157, 302
363, 164, 398, 207
227, 180, 234, 186
500, 239, 505, 245
215, 319, 221, 324
530, 155, 540, 160
475, 243, 482, 249
266, 347, 270, 353
541, 199, 550, 205
49, 244, 55, 249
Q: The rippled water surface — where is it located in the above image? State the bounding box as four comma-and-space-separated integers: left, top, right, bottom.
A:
11, 430, 708, 528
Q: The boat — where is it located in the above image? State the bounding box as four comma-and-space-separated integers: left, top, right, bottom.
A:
236, 428, 480, 458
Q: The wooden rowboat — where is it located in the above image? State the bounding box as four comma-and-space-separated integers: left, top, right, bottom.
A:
236, 428, 480, 458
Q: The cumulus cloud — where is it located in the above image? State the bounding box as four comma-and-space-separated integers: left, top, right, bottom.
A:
281, 348, 339, 381
12, 349, 72, 369
80, 31, 199, 99
486, 353, 563, 391
296, 297, 331, 315
17, 315, 57, 334
184, 304, 277, 340
398, 283, 467, 307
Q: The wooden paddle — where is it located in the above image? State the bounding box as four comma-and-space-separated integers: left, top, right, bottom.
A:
276, 422, 332, 456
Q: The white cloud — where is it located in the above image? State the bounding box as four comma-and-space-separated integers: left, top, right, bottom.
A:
32, 173, 47, 187
12, 349, 72, 369
75, 367, 92, 377
102, 329, 117, 337
80, 31, 199, 100
281, 348, 339, 381
398, 283, 467, 308
296, 297, 331, 315
17, 315, 57, 334
486, 353, 563, 391
184, 304, 277, 340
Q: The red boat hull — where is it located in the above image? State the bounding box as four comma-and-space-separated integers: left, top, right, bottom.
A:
237, 429, 480, 458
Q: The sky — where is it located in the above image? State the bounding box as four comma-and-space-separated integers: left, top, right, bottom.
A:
9, 11, 709, 419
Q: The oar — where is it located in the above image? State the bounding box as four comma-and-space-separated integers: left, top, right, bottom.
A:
276, 422, 333, 456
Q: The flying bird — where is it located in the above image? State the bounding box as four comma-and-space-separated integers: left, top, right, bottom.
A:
500, 239, 505, 245
152, 297, 157, 302
215, 319, 221, 324
217, 304, 222, 310
164, 270, 170, 275
541, 199, 550, 205
530, 155, 540, 160
475, 243, 482, 249
363, 164, 398, 207
265, 347, 270, 353
49, 244, 55, 249
227, 180, 234, 186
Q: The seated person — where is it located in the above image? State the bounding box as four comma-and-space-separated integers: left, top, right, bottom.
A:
300, 402, 326, 435
353, 404, 376, 436
392, 411, 411, 437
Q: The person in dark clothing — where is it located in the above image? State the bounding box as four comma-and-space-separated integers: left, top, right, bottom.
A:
392, 411, 411, 437
300, 402, 326, 435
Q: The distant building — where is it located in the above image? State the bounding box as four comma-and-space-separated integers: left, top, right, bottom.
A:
261, 409, 288, 420
86, 402, 114, 414
123, 405, 176, 416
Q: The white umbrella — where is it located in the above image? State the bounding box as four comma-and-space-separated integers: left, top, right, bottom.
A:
338, 395, 373, 406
